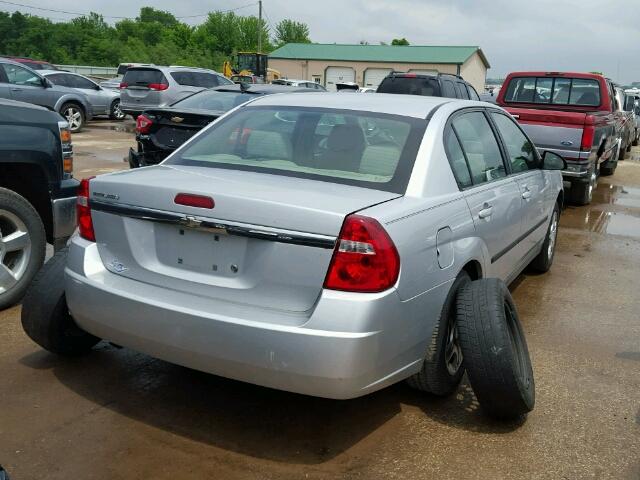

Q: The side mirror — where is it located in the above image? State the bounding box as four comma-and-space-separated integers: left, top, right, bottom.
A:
42, 78, 52, 88
541, 151, 567, 171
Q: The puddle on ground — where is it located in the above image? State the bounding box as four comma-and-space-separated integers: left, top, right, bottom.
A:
87, 123, 136, 134
592, 184, 640, 209
561, 209, 640, 238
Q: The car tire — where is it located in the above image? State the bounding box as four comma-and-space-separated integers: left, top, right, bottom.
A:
456, 278, 535, 419
569, 168, 596, 205
407, 271, 470, 396
633, 136, 638, 147
0, 188, 46, 310
109, 99, 125, 121
529, 203, 559, 273
21, 247, 100, 355
60, 102, 85, 132
600, 164, 615, 176
618, 143, 628, 160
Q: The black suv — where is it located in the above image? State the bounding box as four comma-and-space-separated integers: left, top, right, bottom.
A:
0, 98, 78, 309
377, 72, 480, 100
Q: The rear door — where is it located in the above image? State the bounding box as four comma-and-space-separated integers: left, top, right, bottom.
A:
447, 109, 524, 280
489, 111, 550, 254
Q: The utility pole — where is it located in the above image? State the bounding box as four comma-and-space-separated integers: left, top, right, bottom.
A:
258, 0, 262, 54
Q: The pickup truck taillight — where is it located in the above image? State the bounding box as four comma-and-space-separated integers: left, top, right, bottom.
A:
77, 177, 96, 242
580, 116, 595, 152
58, 121, 73, 176
324, 215, 400, 293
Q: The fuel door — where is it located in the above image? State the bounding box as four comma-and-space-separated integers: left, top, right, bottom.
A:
436, 227, 454, 269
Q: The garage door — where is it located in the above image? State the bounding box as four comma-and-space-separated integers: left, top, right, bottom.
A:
363, 68, 393, 89
325, 67, 355, 91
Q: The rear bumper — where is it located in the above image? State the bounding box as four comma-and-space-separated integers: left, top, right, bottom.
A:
65, 238, 442, 399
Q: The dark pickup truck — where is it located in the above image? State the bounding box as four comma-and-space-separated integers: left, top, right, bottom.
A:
0, 98, 78, 308
497, 72, 622, 205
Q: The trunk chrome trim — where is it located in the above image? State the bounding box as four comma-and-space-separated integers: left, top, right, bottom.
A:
90, 200, 337, 249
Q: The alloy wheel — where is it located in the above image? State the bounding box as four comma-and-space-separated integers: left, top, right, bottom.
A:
64, 107, 82, 131
0, 209, 31, 294
587, 170, 597, 203
112, 101, 126, 120
444, 312, 463, 375
547, 211, 558, 259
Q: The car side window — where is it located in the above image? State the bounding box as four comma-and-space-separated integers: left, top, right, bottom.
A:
456, 82, 470, 99
441, 80, 456, 98
490, 112, 540, 173
67, 75, 96, 89
46, 73, 69, 87
444, 127, 472, 188
467, 85, 480, 101
451, 111, 507, 185
2, 63, 41, 87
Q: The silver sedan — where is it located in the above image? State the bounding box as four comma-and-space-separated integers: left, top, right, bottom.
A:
40, 70, 125, 122
27, 94, 565, 414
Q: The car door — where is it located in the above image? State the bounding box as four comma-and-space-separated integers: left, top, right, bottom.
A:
489, 111, 551, 256
66, 74, 108, 114
447, 109, 524, 281
0, 63, 12, 100
0, 63, 52, 108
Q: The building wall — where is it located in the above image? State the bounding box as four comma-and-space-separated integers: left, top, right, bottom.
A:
269, 58, 459, 86
459, 52, 487, 92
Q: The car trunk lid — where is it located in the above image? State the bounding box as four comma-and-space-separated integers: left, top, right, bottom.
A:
89, 166, 400, 318
144, 108, 223, 150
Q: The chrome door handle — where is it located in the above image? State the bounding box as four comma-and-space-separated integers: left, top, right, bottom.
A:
478, 204, 493, 219
522, 190, 532, 200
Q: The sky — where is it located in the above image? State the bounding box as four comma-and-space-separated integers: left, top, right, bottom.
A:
3, 0, 640, 83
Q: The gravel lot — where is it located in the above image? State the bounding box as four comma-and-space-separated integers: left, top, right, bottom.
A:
0, 120, 638, 480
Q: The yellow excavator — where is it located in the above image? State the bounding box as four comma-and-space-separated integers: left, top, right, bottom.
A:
223, 52, 281, 84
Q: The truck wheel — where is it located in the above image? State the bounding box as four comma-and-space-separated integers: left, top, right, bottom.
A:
0, 188, 46, 310
60, 103, 85, 132
109, 99, 126, 121
407, 271, 470, 396
529, 203, 559, 273
456, 278, 535, 419
569, 169, 596, 205
21, 247, 100, 355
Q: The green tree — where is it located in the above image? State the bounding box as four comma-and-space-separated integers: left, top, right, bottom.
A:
391, 38, 409, 45
274, 19, 310, 46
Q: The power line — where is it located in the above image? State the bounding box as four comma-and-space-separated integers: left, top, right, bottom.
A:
0, 0, 259, 20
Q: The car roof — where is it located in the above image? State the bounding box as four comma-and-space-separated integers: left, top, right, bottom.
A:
0, 57, 36, 68
247, 92, 457, 118
126, 65, 220, 74
211, 84, 317, 94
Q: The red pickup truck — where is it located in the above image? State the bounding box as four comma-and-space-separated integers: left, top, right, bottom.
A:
497, 72, 621, 205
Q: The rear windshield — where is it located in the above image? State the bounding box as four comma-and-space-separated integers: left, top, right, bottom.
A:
122, 68, 166, 86
171, 71, 220, 88
167, 106, 426, 193
504, 76, 601, 106
377, 76, 441, 96
173, 90, 258, 111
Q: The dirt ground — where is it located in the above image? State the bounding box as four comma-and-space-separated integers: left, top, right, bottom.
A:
0, 121, 638, 479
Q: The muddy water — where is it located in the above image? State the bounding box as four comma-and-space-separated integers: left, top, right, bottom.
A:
561, 178, 640, 239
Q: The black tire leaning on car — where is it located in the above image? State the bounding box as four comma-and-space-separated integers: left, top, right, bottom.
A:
60, 102, 85, 133
456, 278, 535, 419
109, 99, 125, 121
0, 188, 46, 310
21, 247, 100, 355
407, 271, 470, 396
529, 202, 560, 273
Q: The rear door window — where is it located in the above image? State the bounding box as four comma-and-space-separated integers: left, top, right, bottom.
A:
451, 111, 507, 185
442, 80, 457, 98
444, 127, 472, 188
456, 82, 470, 99
171, 72, 220, 88
467, 85, 480, 101
505, 76, 601, 106
122, 68, 166, 87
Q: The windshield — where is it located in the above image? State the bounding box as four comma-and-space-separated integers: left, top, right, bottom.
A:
172, 90, 258, 111
167, 106, 426, 193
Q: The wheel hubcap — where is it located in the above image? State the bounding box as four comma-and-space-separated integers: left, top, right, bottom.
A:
0, 209, 31, 294
113, 102, 125, 119
444, 313, 463, 375
65, 108, 82, 130
588, 171, 597, 202
547, 211, 558, 259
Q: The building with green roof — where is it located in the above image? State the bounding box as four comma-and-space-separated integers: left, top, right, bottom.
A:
269, 43, 490, 91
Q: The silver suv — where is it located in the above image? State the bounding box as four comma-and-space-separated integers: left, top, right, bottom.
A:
119, 66, 234, 117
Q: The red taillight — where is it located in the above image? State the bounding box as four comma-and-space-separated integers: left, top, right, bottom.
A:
148, 83, 169, 91
119, 82, 128, 89
580, 122, 595, 152
77, 177, 96, 242
174, 193, 215, 209
324, 215, 400, 293
136, 114, 153, 134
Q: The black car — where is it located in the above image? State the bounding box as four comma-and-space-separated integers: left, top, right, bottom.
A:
129, 84, 317, 168
377, 72, 481, 100
0, 98, 78, 309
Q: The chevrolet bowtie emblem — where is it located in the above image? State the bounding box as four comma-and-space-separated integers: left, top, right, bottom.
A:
171, 116, 184, 123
